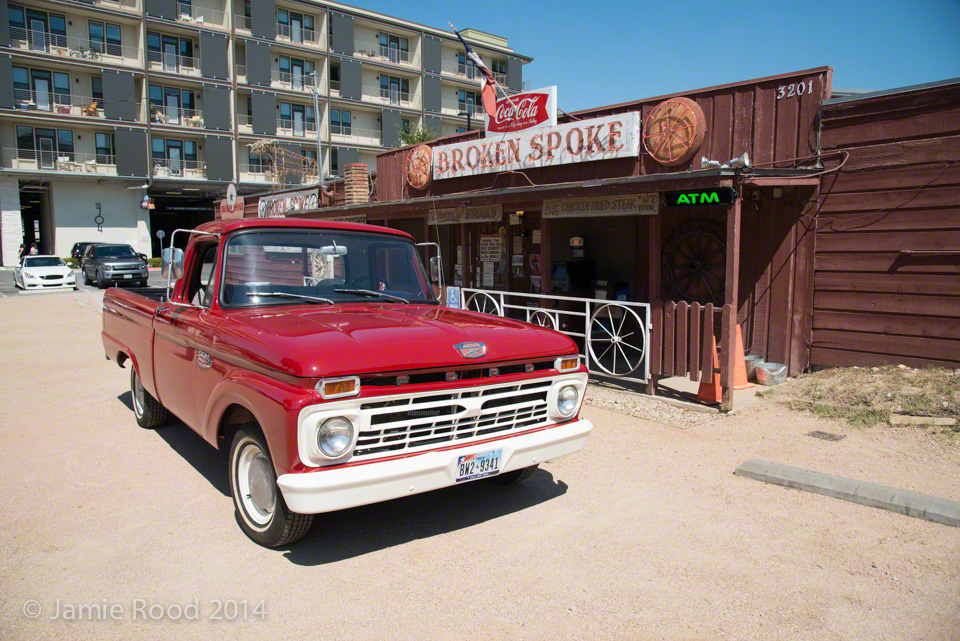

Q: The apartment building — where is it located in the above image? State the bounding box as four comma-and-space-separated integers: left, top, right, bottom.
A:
0, 0, 531, 262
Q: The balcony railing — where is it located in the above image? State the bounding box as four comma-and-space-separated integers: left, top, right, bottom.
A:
330, 125, 381, 147
150, 105, 205, 128
147, 50, 202, 76
3, 148, 118, 175
92, 0, 140, 12
361, 84, 417, 108
278, 22, 320, 46
10, 89, 134, 120
239, 161, 270, 182
237, 113, 252, 131
273, 69, 316, 91
439, 98, 484, 119
440, 59, 484, 82
494, 71, 507, 86
9, 26, 141, 63
330, 80, 340, 94
353, 40, 419, 68
278, 117, 317, 137
235, 64, 247, 82
234, 14, 251, 30
176, 2, 228, 28
152, 158, 206, 179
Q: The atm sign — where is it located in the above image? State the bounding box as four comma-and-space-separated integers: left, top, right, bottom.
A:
664, 187, 737, 207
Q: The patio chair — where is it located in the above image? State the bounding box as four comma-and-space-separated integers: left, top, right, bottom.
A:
84, 101, 98, 117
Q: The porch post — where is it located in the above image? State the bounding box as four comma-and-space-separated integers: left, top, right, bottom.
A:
645, 208, 661, 395
540, 213, 551, 294
721, 194, 741, 412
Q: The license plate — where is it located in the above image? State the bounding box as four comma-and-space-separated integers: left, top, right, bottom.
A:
456, 449, 502, 482
123, 274, 132, 279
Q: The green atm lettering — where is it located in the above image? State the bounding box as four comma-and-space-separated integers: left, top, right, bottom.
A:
678, 194, 691, 204
677, 191, 720, 205
701, 191, 720, 204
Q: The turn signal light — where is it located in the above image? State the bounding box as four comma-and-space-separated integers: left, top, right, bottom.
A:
555, 356, 580, 372
317, 376, 360, 400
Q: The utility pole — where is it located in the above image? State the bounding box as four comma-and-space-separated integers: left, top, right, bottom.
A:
311, 70, 323, 182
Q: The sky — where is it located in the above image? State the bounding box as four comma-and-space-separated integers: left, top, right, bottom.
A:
354, 0, 960, 111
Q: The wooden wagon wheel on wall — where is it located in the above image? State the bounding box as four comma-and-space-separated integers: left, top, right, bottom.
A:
405, 144, 433, 190
661, 221, 726, 305
643, 97, 707, 167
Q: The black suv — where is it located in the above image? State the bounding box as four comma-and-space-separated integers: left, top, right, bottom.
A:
71, 242, 99, 263
81, 244, 149, 288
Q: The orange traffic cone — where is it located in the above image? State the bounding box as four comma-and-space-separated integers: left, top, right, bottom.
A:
733, 324, 755, 390
697, 335, 722, 405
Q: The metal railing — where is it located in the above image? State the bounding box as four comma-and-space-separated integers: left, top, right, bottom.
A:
236, 113, 253, 130
330, 80, 340, 93
439, 98, 484, 119
238, 161, 270, 182
234, 14, 251, 30
458, 288, 652, 383
152, 158, 206, 178
150, 105, 204, 127
2, 148, 118, 174
277, 117, 317, 137
147, 50, 201, 75
176, 2, 228, 28
9, 26, 141, 63
93, 0, 140, 11
353, 40, 419, 67
330, 125, 381, 146
235, 64, 247, 82
10, 89, 132, 119
440, 59, 485, 82
361, 84, 417, 108
278, 22, 320, 46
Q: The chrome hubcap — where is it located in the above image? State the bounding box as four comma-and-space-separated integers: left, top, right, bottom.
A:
237, 443, 275, 526
133, 373, 145, 416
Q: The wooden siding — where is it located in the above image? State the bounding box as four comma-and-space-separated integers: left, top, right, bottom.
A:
374, 67, 832, 202
813, 82, 960, 368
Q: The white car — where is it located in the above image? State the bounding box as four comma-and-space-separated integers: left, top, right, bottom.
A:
14, 255, 77, 291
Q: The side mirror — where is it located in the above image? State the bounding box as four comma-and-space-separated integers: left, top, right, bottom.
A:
161, 247, 184, 281
429, 256, 441, 284
137, 253, 148, 261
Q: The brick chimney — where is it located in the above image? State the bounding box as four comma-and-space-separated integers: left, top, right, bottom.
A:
344, 163, 369, 206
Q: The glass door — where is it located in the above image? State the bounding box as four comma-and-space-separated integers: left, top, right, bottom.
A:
34, 76, 51, 111
163, 40, 178, 72
293, 106, 304, 136
29, 18, 47, 52
168, 144, 182, 176
389, 78, 401, 105
292, 60, 304, 90
290, 14, 303, 44
38, 137, 55, 169
164, 91, 180, 124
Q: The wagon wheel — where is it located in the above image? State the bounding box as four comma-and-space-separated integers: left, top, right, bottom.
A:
465, 292, 502, 316
643, 97, 707, 167
404, 145, 433, 190
526, 309, 558, 330
587, 304, 646, 377
661, 222, 726, 305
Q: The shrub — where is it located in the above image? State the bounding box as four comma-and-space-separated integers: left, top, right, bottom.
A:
63, 257, 80, 268
148, 257, 162, 268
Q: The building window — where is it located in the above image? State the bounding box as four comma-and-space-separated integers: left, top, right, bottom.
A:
379, 75, 409, 104
457, 51, 480, 79
8, 7, 66, 48
329, 62, 340, 91
53, 72, 69, 108
92, 77, 103, 101
16, 125, 34, 154
378, 33, 408, 64
331, 148, 338, 174
401, 118, 411, 133
279, 56, 313, 88
12, 66, 30, 104
457, 127, 467, 133
492, 59, 506, 75
147, 32, 193, 70
89, 21, 122, 56
330, 109, 351, 135
8, 5, 25, 35
248, 149, 263, 172
278, 9, 314, 43
458, 89, 483, 117
95, 132, 114, 163
149, 85, 195, 123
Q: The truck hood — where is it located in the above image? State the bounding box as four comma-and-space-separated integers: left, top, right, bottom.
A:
213, 304, 577, 378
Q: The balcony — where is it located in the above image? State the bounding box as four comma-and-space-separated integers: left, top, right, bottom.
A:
91, 0, 141, 12
353, 40, 419, 69
8, 26, 142, 65
439, 98, 484, 119
330, 125, 381, 147
440, 59, 485, 83
239, 161, 269, 183
152, 158, 206, 179
235, 66, 316, 92
2, 148, 118, 175
176, 2, 228, 29
147, 50, 202, 76
360, 84, 419, 109
10, 89, 141, 121
150, 105, 205, 128
234, 13, 251, 31
278, 117, 317, 138
277, 22, 321, 48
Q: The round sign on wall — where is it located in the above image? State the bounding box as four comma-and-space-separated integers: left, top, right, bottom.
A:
226, 182, 238, 208
405, 145, 433, 190
642, 97, 707, 167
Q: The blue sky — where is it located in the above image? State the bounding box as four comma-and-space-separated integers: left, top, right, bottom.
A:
356, 0, 960, 111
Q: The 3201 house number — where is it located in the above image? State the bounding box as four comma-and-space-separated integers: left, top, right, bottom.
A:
776, 80, 814, 100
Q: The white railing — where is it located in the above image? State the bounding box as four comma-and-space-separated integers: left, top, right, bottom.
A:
2, 148, 118, 175
150, 105, 204, 127
494, 71, 507, 86
11, 89, 137, 120
330, 125, 381, 146
235, 64, 247, 82
93, 0, 140, 11
176, 2, 228, 28
278, 22, 320, 46
353, 40, 419, 68
330, 80, 340, 94
152, 158, 206, 179
440, 59, 484, 82
273, 69, 316, 91
458, 288, 652, 383
234, 14, 251, 30
361, 84, 417, 108
237, 113, 252, 131
277, 117, 317, 137
239, 161, 270, 182
9, 26, 141, 63
439, 98, 484, 119
147, 50, 201, 75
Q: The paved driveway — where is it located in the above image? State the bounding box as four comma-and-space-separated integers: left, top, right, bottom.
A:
0, 292, 958, 641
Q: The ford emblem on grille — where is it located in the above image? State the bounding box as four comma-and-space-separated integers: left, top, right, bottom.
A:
454, 341, 486, 359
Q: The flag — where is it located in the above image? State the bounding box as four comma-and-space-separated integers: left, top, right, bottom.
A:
451, 26, 498, 119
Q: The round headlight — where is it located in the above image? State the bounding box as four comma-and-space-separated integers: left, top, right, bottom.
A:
317, 417, 354, 458
557, 385, 579, 418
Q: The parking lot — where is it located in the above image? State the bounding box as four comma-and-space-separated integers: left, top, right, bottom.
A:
0, 268, 168, 299
1, 289, 958, 641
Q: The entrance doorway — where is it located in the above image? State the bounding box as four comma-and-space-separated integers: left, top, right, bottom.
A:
18, 184, 53, 255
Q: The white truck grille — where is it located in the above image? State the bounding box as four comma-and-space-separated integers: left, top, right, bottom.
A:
353, 379, 552, 458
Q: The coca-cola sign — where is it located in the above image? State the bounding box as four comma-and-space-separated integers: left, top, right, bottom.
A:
485, 86, 557, 135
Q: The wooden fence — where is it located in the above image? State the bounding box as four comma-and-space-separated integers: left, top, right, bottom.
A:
649, 301, 733, 386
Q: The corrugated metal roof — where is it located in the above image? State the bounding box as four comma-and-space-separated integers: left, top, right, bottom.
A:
823, 77, 960, 105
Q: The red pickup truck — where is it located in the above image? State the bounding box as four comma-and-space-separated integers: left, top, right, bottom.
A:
102, 218, 592, 547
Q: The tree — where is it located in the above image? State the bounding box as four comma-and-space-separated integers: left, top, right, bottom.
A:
398, 123, 441, 147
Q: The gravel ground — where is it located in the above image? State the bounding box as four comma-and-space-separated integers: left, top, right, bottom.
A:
1, 292, 959, 641
585, 383, 719, 428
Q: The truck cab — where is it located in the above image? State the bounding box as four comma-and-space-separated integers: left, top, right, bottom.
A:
102, 218, 592, 547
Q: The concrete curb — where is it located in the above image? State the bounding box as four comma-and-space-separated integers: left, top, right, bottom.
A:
735, 459, 960, 527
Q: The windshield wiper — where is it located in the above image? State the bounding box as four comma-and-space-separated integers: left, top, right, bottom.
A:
335, 288, 410, 304
246, 292, 334, 304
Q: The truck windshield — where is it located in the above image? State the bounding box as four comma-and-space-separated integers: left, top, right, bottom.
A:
220, 230, 436, 308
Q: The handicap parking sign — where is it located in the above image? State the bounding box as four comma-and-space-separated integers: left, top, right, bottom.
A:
446, 286, 461, 309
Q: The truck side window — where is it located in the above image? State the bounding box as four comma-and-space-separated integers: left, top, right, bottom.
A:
189, 245, 218, 307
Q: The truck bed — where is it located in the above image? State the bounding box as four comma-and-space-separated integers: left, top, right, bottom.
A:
102, 286, 166, 400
